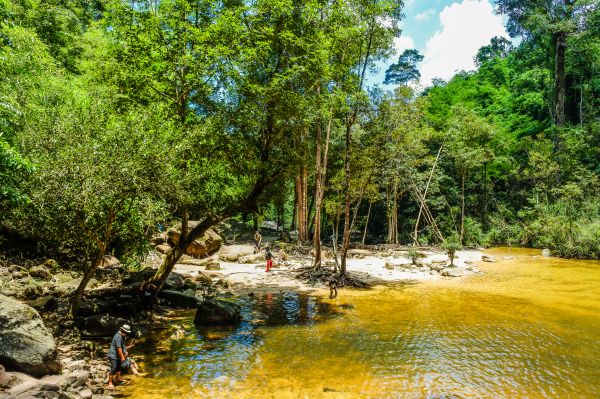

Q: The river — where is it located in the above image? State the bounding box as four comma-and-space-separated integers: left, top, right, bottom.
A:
123, 248, 600, 398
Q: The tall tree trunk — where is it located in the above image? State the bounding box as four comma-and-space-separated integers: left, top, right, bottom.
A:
554, 31, 567, 128
69, 208, 116, 317
362, 201, 372, 245
313, 114, 332, 270
295, 167, 308, 243
387, 182, 398, 244
340, 123, 352, 275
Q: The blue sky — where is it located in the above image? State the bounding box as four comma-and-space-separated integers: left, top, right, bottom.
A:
369, 0, 510, 88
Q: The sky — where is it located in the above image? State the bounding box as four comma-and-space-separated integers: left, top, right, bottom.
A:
369, 0, 510, 89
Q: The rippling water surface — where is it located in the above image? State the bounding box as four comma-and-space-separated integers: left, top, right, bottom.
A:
123, 248, 600, 398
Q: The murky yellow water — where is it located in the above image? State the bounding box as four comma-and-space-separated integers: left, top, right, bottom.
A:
123, 248, 600, 398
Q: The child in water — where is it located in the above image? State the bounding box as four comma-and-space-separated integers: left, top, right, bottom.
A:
265, 244, 273, 272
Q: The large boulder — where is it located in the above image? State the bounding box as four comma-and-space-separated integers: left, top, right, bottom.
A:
238, 253, 264, 264
0, 294, 61, 377
218, 245, 254, 262
158, 290, 203, 308
194, 299, 241, 326
167, 224, 222, 258
77, 314, 130, 338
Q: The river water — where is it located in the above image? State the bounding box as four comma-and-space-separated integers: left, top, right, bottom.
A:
123, 248, 600, 398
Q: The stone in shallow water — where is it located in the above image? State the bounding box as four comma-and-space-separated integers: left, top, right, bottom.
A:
542, 248, 551, 257
194, 299, 241, 325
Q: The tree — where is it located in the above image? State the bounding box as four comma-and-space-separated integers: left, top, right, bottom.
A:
384, 48, 423, 85
494, 0, 596, 127
445, 106, 496, 244
475, 36, 513, 66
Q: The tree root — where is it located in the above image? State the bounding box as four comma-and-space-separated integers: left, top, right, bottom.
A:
293, 267, 370, 288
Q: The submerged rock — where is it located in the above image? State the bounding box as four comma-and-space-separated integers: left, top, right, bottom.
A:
194, 299, 241, 325
0, 294, 61, 377
542, 248, 551, 257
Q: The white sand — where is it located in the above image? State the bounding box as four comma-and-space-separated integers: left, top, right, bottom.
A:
173, 247, 486, 293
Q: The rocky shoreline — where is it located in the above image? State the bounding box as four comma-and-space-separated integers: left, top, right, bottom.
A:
1, 226, 489, 399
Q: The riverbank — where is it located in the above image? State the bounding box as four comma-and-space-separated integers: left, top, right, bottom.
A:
174, 245, 486, 295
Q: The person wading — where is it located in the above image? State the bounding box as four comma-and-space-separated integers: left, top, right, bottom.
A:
107, 324, 131, 389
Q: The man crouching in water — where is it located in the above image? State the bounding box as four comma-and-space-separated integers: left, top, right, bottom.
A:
107, 324, 131, 389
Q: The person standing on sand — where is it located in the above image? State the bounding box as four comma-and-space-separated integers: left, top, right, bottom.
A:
254, 230, 262, 254
265, 244, 273, 272
107, 324, 131, 389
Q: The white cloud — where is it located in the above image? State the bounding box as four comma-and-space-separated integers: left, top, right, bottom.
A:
419, 0, 509, 86
415, 9, 435, 22
393, 35, 415, 56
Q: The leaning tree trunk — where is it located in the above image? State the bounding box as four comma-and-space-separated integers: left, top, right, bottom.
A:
69, 208, 116, 317
362, 201, 372, 245
414, 144, 443, 245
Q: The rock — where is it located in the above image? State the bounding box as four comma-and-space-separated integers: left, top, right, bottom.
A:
158, 290, 202, 308
77, 314, 129, 338
429, 262, 447, 271
194, 299, 241, 325
69, 371, 89, 388
481, 255, 497, 263
238, 253, 263, 264
441, 268, 465, 277
167, 226, 222, 259
24, 296, 58, 312
542, 248, 551, 257
100, 255, 120, 268
40, 374, 70, 390
0, 369, 19, 388
28, 267, 51, 281
77, 388, 92, 399
9, 265, 26, 273
23, 284, 44, 299
0, 295, 61, 377
151, 235, 166, 246
195, 272, 213, 284
155, 244, 172, 255
178, 257, 214, 267
384, 262, 395, 270
205, 261, 221, 271
218, 245, 254, 262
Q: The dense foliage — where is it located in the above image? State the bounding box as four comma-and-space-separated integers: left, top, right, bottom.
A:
0, 0, 598, 309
